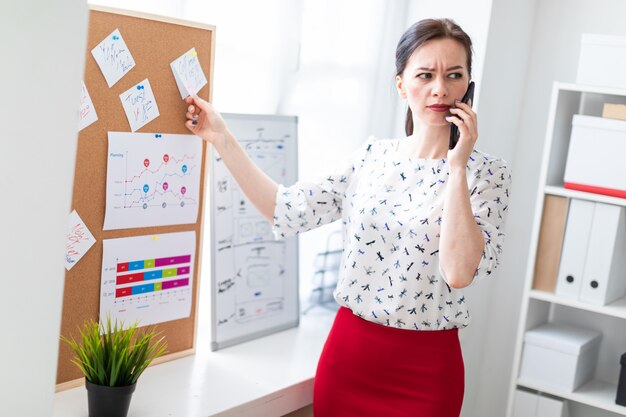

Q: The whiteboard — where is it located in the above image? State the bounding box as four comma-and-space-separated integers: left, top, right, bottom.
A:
210, 113, 299, 351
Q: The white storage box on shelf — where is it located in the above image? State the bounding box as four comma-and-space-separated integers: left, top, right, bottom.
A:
577, 34, 626, 89
520, 323, 602, 392
564, 115, 626, 199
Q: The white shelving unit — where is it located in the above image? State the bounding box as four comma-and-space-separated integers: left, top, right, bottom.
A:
506, 82, 626, 417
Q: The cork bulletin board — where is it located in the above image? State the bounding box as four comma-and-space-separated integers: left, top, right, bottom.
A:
57, 6, 215, 389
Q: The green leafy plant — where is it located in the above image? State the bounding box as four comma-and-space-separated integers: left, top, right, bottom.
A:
62, 316, 167, 387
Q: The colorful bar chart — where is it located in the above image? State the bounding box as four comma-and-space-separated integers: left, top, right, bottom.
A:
117, 255, 191, 272
101, 232, 195, 329
115, 278, 189, 298
115, 254, 191, 298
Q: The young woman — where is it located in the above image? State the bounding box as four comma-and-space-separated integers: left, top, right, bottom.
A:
184, 18, 511, 417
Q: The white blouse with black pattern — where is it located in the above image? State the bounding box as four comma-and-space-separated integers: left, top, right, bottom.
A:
272, 137, 511, 331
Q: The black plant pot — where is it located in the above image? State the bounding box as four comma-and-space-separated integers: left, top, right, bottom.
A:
85, 378, 137, 417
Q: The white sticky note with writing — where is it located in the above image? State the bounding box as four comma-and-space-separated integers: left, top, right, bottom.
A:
170, 48, 208, 99
66, 210, 96, 271
91, 28, 136, 88
119, 79, 160, 132
78, 81, 98, 131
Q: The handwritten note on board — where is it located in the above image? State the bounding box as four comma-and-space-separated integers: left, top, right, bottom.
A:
91, 29, 136, 88
78, 81, 98, 131
170, 48, 208, 99
66, 210, 96, 271
119, 79, 160, 132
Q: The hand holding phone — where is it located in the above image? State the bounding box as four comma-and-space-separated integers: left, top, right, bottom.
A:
449, 81, 475, 150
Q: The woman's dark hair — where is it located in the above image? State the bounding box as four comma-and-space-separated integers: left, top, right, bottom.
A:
396, 18, 473, 136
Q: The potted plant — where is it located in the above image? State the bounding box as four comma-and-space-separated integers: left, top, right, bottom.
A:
62, 316, 167, 417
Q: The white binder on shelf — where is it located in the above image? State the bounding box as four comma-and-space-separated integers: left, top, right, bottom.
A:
537, 395, 569, 417
512, 389, 538, 417
512, 390, 570, 417
556, 199, 595, 300
579, 203, 626, 305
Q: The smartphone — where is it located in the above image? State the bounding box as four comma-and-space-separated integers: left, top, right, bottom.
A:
449, 81, 475, 150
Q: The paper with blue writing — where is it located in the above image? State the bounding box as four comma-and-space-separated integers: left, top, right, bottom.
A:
91, 28, 136, 88
170, 48, 208, 99
119, 79, 160, 132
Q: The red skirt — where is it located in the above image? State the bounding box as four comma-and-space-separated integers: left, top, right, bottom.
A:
313, 307, 464, 417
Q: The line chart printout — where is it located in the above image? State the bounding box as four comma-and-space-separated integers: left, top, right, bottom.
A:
100, 231, 195, 329
104, 132, 202, 230
211, 114, 298, 350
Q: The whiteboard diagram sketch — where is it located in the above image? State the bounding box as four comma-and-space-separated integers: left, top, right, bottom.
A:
211, 114, 298, 350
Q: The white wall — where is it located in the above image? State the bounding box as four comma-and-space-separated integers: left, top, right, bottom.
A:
0, 2, 87, 416
476, 0, 626, 416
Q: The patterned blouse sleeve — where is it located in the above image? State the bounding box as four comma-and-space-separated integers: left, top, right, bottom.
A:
272, 137, 374, 239
467, 158, 512, 286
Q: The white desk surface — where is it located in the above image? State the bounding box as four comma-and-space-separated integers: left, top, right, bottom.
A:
53, 307, 335, 417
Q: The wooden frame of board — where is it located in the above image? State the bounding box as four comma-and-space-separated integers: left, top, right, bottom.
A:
56, 5, 215, 390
